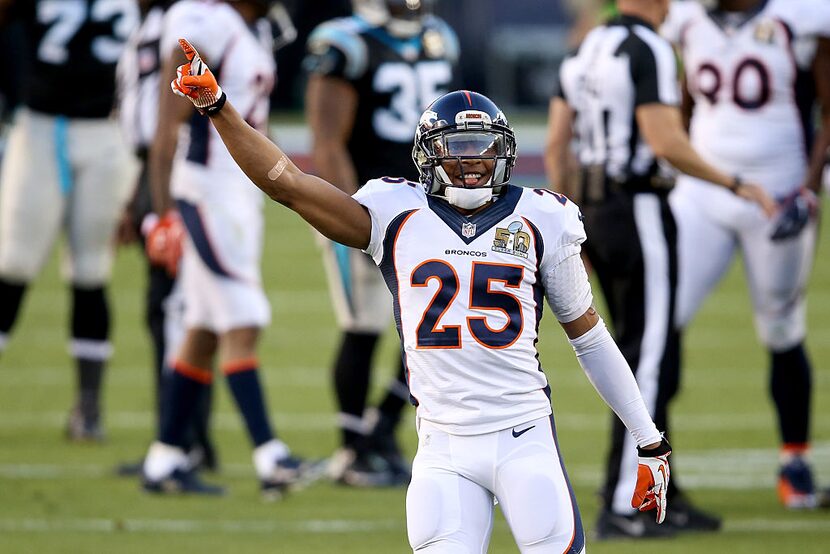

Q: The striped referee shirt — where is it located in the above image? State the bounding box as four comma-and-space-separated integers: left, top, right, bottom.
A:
557, 14, 680, 184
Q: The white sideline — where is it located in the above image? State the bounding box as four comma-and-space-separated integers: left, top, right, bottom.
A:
0, 517, 828, 535
0, 517, 400, 534
2, 409, 830, 433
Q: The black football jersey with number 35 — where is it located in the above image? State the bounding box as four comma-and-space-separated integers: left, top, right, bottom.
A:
304, 14, 460, 185
13, 0, 138, 117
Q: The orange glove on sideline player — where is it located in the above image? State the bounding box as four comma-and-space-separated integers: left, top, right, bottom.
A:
632, 437, 672, 524
170, 38, 226, 115
145, 211, 185, 277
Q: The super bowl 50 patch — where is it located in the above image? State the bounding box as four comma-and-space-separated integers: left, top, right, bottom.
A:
492, 221, 530, 258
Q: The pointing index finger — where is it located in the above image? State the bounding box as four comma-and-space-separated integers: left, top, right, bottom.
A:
178, 38, 198, 62
178, 38, 206, 77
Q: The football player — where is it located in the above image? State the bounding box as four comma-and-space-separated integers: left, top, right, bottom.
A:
169, 34, 675, 548
138, 0, 314, 497
662, 0, 830, 509
114, 0, 218, 476
0, 0, 139, 440
303, 0, 459, 486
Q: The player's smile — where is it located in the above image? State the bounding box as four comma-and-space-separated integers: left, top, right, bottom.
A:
444, 158, 495, 188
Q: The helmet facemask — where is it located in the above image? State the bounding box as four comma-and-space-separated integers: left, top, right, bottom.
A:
415, 124, 516, 210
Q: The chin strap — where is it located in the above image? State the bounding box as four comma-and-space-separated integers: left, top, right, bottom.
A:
444, 187, 493, 209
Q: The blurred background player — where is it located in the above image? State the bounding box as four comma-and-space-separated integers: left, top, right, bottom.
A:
0, 0, 139, 440
303, 0, 459, 487
114, 0, 217, 476
546, 0, 775, 539
662, 0, 830, 510
139, 0, 311, 497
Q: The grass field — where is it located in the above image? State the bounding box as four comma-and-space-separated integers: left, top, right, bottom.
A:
1, 186, 829, 553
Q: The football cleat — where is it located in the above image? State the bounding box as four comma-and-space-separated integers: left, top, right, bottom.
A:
366, 413, 412, 483
142, 468, 225, 495
778, 457, 818, 509
115, 458, 144, 477
260, 455, 325, 501
65, 405, 104, 443
116, 444, 219, 478
327, 447, 410, 488
594, 509, 676, 541
666, 494, 722, 532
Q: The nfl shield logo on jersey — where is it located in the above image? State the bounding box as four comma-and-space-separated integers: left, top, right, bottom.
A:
462, 222, 477, 238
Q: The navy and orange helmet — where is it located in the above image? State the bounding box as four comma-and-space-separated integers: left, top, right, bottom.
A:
412, 90, 517, 194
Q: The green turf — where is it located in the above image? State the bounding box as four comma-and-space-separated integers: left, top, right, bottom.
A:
1, 194, 829, 553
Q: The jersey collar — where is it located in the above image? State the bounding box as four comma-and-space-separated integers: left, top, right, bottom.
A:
427, 185, 523, 245
708, 0, 769, 32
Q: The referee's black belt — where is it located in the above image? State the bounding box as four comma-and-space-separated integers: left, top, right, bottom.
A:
579, 165, 674, 203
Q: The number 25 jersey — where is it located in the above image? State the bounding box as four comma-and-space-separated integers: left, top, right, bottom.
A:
304, 15, 460, 185
354, 180, 590, 435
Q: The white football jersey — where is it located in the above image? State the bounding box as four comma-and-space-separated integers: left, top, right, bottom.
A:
117, 4, 166, 151
662, 0, 830, 195
160, 0, 275, 196
354, 180, 590, 435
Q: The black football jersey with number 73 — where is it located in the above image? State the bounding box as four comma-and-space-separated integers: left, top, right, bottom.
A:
13, 0, 138, 118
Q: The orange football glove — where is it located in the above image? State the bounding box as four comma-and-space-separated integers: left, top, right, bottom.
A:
171, 38, 226, 115
145, 211, 185, 277
632, 437, 671, 524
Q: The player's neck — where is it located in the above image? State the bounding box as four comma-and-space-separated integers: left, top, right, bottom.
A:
452, 200, 496, 217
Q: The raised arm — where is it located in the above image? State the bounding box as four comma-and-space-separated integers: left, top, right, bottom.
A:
171, 39, 371, 249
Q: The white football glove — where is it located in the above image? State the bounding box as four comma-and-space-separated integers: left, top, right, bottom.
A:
170, 38, 226, 115
632, 437, 671, 524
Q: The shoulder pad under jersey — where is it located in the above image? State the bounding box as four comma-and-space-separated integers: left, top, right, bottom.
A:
307, 16, 371, 80
421, 16, 460, 63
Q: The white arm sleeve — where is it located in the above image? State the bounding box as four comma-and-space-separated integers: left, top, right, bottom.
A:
543, 252, 594, 323
569, 318, 662, 447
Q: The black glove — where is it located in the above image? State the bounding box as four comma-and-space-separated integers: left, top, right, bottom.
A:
770, 188, 818, 241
